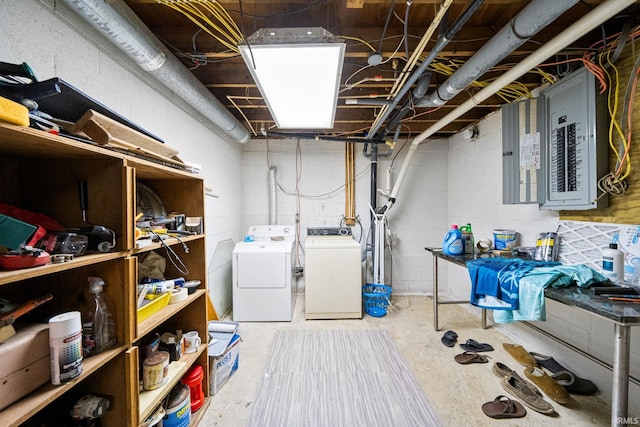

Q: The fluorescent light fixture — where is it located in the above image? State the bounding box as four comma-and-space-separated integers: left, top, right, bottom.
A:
238, 27, 345, 129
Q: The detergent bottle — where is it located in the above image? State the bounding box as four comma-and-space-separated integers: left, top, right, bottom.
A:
460, 223, 475, 255
82, 276, 116, 356
442, 224, 464, 256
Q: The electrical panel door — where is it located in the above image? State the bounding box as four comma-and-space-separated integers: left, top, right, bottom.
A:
502, 97, 542, 204
538, 67, 608, 210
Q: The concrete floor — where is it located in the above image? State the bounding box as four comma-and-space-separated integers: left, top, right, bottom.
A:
200, 294, 611, 426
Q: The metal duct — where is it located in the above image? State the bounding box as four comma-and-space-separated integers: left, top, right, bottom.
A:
60, 0, 250, 143
416, 0, 579, 108
269, 166, 278, 225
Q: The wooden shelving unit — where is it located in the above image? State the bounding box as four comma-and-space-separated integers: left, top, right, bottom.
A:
0, 123, 209, 426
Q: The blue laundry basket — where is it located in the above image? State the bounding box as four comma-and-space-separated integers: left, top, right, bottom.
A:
362, 284, 392, 317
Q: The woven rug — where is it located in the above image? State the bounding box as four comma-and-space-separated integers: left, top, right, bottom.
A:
246, 329, 442, 427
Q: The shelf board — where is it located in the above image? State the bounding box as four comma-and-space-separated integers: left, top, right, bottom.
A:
0, 124, 201, 180
136, 289, 206, 339
0, 252, 123, 286
138, 349, 205, 422
132, 234, 204, 253
1, 344, 126, 427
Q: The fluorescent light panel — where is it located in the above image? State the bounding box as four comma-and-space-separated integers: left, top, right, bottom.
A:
239, 29, 345, 129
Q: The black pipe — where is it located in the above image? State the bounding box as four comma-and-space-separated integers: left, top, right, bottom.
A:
369, 0, 486, 139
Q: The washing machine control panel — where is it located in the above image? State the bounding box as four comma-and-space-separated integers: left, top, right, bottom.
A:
307, 227, 352, 236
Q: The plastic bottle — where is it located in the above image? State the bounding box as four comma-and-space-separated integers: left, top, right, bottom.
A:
442, 224, 464, 256
460, 223, 475, 255
83, 276, 116, 356
602, 243, 624, 285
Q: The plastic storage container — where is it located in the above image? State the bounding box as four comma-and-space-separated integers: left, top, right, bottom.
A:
442, 224, 463, 256
362, 284, 392, 317
181, 365, 205, 412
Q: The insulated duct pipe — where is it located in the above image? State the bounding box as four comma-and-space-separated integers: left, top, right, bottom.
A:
416, 0, 579, 108
269, 166, 278, 225
60, 0, 250, 143
383, 0, 635, 214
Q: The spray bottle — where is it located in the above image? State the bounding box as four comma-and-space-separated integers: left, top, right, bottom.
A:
442, 224, 464, 256
83, 276, 116, 356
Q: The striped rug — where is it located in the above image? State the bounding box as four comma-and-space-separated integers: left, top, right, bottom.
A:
247, 329, 443, 427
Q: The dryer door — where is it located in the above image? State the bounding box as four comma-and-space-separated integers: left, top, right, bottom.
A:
236, 245, 287, 289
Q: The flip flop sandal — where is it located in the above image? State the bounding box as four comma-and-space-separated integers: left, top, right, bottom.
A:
481, 395, 527, 419
441, 330, 458, 347
460, 339, 494, 352
454, 351, 490, 364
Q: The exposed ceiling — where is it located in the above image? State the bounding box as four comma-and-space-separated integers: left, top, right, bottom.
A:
124, 0, 639, 141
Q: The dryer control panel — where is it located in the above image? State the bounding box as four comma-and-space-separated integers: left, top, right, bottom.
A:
307, 227, 351, 236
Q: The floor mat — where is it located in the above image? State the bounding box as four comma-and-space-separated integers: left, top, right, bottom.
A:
246, 329, 443, 427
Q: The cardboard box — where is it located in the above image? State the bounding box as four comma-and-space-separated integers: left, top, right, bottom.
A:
209, 333, 240, 395
0, 323, 50, 410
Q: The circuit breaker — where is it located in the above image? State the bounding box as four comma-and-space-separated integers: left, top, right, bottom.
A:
538, 67, 608, 210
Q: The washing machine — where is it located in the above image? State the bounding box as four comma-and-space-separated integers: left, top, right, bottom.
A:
304, 227, 362, 319
232, 225, 296, 321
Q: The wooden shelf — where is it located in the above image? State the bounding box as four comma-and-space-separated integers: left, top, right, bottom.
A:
1, 344, 126, 427
136, 289, 206, 340
138, 347, 205, 421
0, 122, 209, 425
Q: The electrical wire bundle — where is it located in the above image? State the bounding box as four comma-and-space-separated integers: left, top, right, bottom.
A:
584, 22, 640, 198
158, 0, 243, 53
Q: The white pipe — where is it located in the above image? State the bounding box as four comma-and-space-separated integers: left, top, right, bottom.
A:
384, 0, 635, 212
269, 166, 278, 225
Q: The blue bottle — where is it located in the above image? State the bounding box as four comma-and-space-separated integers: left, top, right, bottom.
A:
442, 224, 464, 256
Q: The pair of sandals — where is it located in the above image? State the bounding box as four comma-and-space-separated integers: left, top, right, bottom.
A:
452, 338, 495, 364
442, 331, 494, 352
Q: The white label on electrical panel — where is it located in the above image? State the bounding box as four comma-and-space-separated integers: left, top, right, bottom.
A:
519, 132, 540, 169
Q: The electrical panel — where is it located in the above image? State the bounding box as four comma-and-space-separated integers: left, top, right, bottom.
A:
502, 97, 542, 204
538, 67, 608, 210
501, 67, 608, 209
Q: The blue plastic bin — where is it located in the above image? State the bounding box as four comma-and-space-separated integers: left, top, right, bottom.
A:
362, 284, 392, 317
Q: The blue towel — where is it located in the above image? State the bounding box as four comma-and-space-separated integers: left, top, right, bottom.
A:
466, 258, 558, 310
493, 264, 608, 323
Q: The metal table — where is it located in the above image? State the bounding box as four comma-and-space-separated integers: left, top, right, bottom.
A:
425, 247, 640, 425
425, 247, 489, 331
544, 286, 640, 425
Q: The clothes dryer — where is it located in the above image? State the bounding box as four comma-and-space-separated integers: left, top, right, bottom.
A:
304, 229, 362, 319
232, 225, 296, 321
